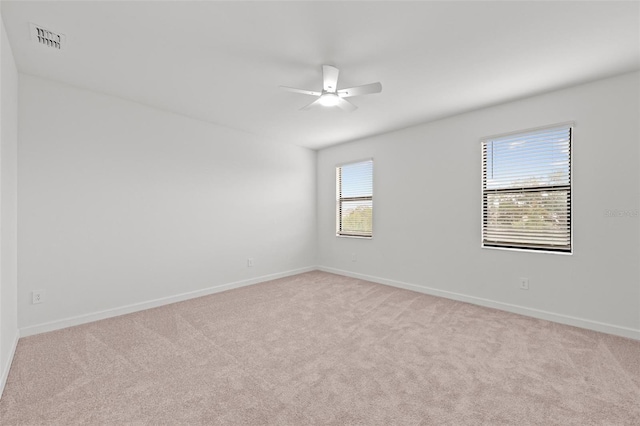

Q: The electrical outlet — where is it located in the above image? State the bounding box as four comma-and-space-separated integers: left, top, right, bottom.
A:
351, 253, 357, 262
247, 258, 254, 268
519, 278, 529, 290
32, 290, 45, 304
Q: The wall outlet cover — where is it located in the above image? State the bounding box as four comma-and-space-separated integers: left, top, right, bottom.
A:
32, 290, 45, 304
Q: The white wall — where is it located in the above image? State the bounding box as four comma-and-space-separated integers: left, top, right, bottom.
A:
0, 12, 19, 392
18, 75, 316, 331
10, 67, 640, 340
318, 72, 640, 338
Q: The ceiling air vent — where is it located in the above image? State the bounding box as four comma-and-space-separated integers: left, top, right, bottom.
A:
30, 23, 65, 50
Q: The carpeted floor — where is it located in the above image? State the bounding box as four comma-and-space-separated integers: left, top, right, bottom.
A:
1, 271, 639, 425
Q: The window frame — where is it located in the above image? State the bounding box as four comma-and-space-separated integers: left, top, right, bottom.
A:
480, 123, 574, 255
336, 159, 374, 239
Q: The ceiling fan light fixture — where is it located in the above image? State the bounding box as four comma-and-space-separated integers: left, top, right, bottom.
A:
319, 93, 339, 107
280, 65, 381, 111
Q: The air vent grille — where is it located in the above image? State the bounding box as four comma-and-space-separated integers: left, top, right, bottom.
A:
30, 23, 65, 50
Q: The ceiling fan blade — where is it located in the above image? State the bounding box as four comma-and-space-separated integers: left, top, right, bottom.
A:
280, 86, 321, 96
335, 97, 357, 112
300, 98, 323, 111
337, 82, 382, 98
322, 65, 339, 92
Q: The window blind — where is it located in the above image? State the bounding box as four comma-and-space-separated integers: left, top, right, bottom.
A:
337, 160, 373, 237
482, 125, 572, 252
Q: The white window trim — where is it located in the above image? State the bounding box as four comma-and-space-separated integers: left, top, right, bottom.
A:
480, 122, 575, 255
336, 158, 374, 239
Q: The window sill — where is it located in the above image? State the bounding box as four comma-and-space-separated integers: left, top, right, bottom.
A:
481, 245, 572, 255
336, 234, 373, 240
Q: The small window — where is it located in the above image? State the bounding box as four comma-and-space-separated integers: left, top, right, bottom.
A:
482, 125, 572, 253
337, 160, 373, 238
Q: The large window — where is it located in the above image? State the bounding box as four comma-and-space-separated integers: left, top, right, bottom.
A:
337, 160, 373, 237
482, 125, 572, 253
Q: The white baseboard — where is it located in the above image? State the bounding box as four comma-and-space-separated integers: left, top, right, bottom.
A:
18, 265, 640, 341
20, 266, 317, 337
0, 329, 20, 399
318, 266, 640, 341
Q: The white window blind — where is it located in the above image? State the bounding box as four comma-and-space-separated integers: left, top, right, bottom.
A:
337, 160, 373, 237
482, 125, 572, 253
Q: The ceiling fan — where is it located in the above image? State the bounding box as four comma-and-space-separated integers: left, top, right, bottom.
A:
280, 65, 382, 112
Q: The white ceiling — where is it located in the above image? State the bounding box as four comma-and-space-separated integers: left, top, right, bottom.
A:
2, 1, 639, 150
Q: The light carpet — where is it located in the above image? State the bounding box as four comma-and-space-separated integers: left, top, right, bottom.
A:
1, 271, 639, 425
